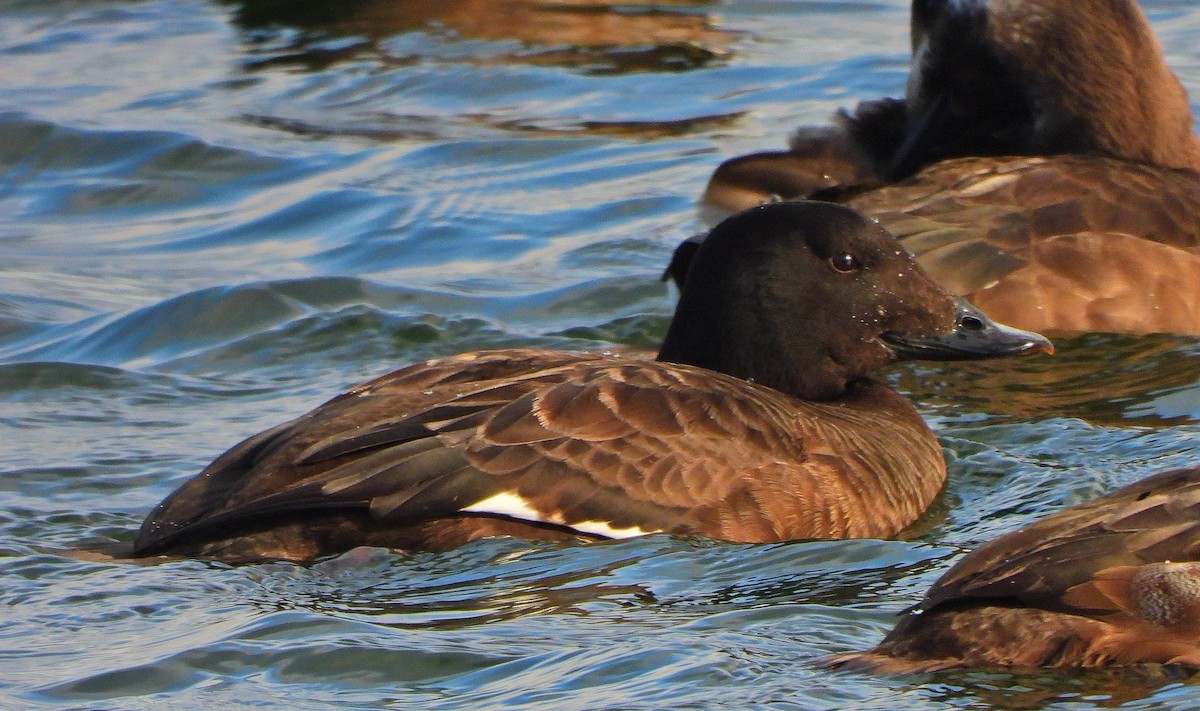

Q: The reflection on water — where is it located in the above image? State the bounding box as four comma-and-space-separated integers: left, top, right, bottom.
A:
897, 333, 1200, 426
225, 0, 742, 139
924, 667, 1194, 709
226, 0, 733, 73
0, 0, 1198, 708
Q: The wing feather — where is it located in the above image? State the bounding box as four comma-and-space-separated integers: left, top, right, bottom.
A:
916, 468, 1200, 615
844, 155, 1200, 333
135, 350, 946, 556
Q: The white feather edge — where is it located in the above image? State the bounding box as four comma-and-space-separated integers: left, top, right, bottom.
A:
461, 492, 658, 539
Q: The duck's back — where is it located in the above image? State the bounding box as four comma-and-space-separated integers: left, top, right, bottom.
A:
846, 156, 1200, 334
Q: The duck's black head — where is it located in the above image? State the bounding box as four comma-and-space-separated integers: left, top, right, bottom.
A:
656, 201, 1051, 400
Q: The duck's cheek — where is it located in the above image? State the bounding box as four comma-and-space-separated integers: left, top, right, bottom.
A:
870, 294, 946, 338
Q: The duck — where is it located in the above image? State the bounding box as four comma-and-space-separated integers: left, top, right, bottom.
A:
129, 201, 1050, 563
696, 0, 1200, 335
830, 466, 1200, 672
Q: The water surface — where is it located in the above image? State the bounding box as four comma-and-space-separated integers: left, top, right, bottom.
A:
2, 0, 1199, 708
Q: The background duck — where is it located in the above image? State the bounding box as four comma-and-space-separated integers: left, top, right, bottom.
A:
699, 0, 1200, 335
831, 466, 1200, 672
127, 201, 1050, 562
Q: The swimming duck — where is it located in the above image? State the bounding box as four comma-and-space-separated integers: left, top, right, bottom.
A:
131, 201, 1050, 562
698, 0, 1200, 334
831, 466, 1200, 671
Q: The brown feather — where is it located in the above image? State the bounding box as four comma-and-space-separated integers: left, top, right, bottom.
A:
832, 468, 1200, 671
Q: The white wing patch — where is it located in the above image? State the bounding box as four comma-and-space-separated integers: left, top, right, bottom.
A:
462, 492, 658, 539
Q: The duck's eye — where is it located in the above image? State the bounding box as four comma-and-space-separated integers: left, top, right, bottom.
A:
829, 252, 861, 273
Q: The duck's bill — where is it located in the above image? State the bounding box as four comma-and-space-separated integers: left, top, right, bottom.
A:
881, 299, 1054, 360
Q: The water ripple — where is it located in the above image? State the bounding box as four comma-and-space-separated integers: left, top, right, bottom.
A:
1, 0, 1199, 709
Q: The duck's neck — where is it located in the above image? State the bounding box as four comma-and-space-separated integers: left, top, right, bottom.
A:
655, 284, 855, 402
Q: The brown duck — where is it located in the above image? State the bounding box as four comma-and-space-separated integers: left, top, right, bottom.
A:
832, 466, 1200, 671
129, 201, 1050, 562
698, 0, 1200, 334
